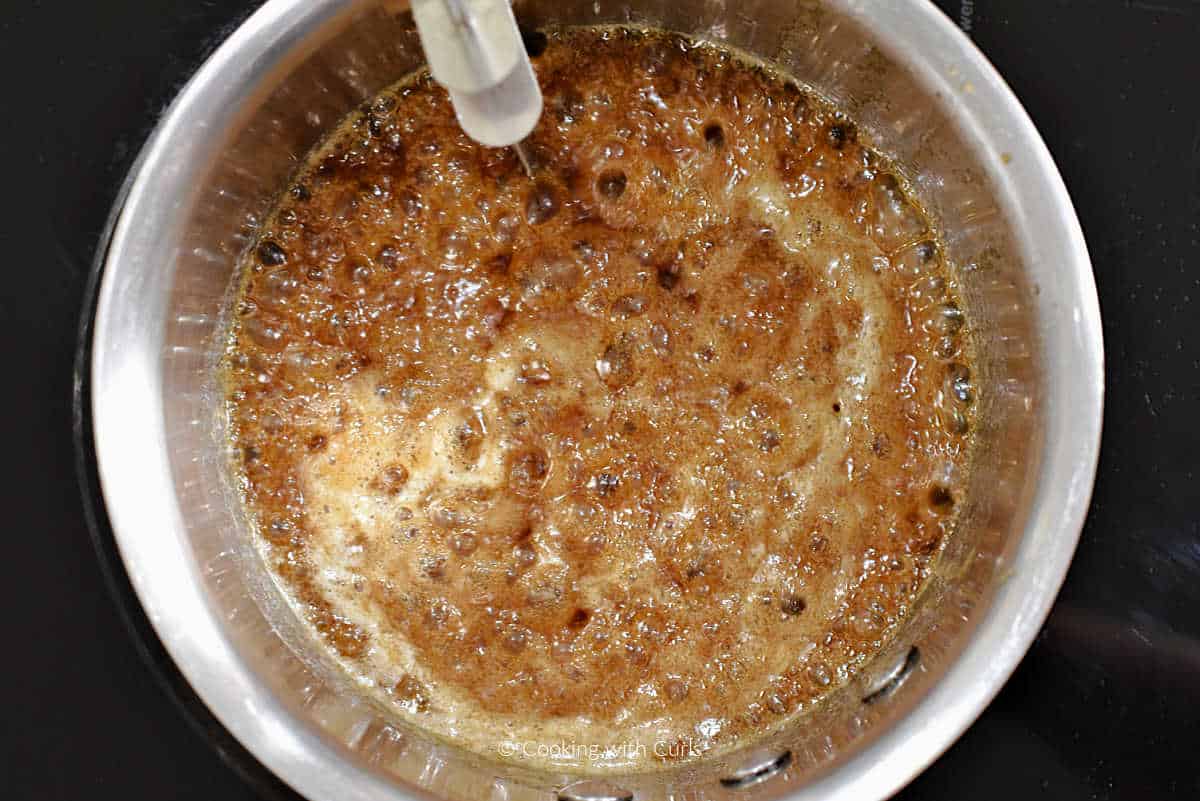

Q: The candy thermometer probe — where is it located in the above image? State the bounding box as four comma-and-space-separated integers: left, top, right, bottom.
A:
411, 0, 543, 173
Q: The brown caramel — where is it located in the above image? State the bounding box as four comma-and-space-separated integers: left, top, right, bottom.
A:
224, 27, 974, 769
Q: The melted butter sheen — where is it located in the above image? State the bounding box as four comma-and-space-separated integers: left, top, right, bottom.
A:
225, 28, 975, 770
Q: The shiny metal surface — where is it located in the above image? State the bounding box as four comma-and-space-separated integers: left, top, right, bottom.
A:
90, 1, 1103, 800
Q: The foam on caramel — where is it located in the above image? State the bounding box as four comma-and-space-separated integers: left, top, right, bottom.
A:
224, 27, 975, 770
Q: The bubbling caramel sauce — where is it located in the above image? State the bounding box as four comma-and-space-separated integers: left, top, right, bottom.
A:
224, 27, 975, 770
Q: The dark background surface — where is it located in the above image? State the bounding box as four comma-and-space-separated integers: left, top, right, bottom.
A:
3, 0, 1198, 798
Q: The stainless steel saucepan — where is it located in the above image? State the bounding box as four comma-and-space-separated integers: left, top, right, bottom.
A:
90, 1, 1104, 799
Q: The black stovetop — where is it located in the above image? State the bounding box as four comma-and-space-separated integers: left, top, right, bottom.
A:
5, 1, 1199, 799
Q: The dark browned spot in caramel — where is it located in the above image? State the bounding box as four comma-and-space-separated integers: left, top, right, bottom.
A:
597, 169, 627, 199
